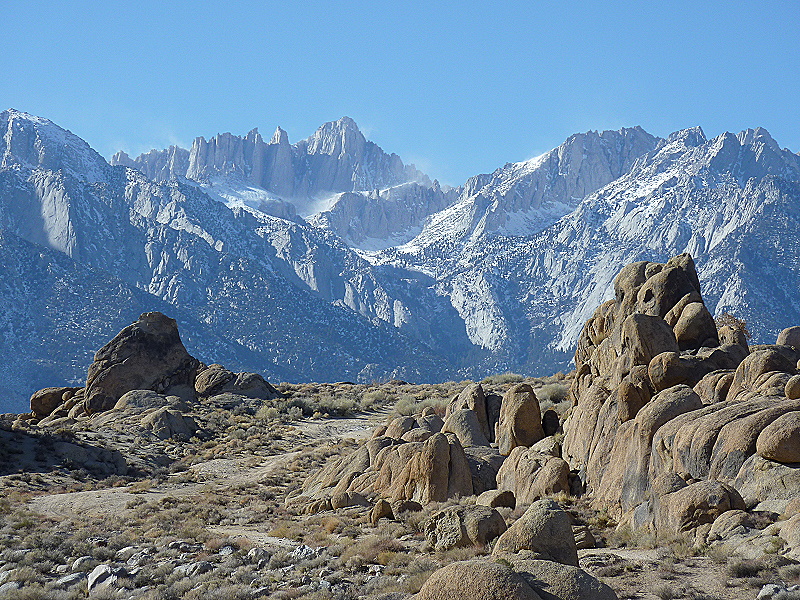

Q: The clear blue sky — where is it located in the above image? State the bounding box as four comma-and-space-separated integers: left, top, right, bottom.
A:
3, 1, 799, 186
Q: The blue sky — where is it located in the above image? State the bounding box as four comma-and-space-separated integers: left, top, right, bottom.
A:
3, 1, 799, 185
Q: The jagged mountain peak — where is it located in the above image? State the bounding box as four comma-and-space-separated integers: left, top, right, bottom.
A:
270, 126, 289, 145
665, 125, 707, 147
302, 116, 367, 157
1, 108, 108, 182
736, 126, 779, 150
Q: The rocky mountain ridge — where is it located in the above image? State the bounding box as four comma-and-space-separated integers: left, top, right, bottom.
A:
2, 108, 800, 414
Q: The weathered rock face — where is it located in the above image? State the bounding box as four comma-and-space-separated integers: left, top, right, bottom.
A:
496, 446, 569, 504
301, 429, 473, 507
84, 312, 200, 414
492, 499, 578, 567
424, 505, 507, 551
497, 383, 544, 455
561, 253, 800, 538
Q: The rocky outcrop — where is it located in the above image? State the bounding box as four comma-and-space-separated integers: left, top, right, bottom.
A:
561, 253, 800, 539
424, 505, 507, 551
84, 312, 200, 414
194, 364, 279, 400
492, 499, 578, 567
300, 429, 473, 507
29, 387, 81, 418
496, 384, 544, 455
27, 313, 279, 436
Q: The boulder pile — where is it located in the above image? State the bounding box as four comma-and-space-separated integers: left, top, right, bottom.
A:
560, 253, 800, 544
26, 312, 280, 439
299, 379, 569, 511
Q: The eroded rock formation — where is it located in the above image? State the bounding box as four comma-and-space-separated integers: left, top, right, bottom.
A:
561, 253, 800, 542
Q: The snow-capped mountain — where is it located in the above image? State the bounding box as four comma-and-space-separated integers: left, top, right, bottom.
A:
111, 117, 444, 245
0, 109, 463, 412
2, 108, 800, 414
376, 126, 660, 278
381, 125, 800, 374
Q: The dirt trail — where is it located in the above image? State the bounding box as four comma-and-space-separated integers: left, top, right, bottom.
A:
28, 410, 386, 521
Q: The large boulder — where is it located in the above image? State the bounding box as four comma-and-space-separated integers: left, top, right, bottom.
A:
492, 499, 578, 567
195, 364, 278, 399
449, 383, 491, 441
84, 312, 200, 414
415, 558, 617, 600
477, 489, 516, 509
424, 505, 507, 551
618, 313, 680, 378
30, 387, 81, 418
756, 411, 800, 463
504, 557, 618, 600
443, 408, 490, 447
497, 383, 544, 456
672, 302, 719, 350
777, 326, 800, 348
140, 408, 197, 440
496, 446, 569, 504
656, 480, 745, 533
414, 560, 542, 600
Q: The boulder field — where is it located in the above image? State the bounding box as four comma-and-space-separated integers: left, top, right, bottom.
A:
24, 311, 281, 453
17, 255, 800, 597
299, 253, 800, 570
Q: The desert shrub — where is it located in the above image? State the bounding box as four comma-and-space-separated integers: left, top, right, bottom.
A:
255, 405, 279, 421
780, 563, 800, 583
393, 394, 448, 417
314, 394, 356, 416
482, 372, 524, 385
715, 312, 751, 339
340, 535, 403, 564
653, 584, 677, 600
536, 383, 569, 405
727, 559, 764, 578
361, 388, 388, 405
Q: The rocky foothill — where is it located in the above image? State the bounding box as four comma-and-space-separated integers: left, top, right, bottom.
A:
2, 254, 800, 599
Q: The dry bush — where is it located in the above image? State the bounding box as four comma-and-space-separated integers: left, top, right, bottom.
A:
726, 558, 764, 578
715, 312, 751, 339
339, 534, 404, 565
393, 394, 449, 417
536, 383, 569, 405
482, 372, 524, 386
653, 584, 678, 600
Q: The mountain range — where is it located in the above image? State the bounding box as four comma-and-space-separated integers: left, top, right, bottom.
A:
1, 108, 798, 413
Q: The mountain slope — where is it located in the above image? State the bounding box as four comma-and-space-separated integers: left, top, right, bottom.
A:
112, 117, 446, 245
3, 108, 800, 411
0, 109, 462, 410
417, 126, 800, 374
